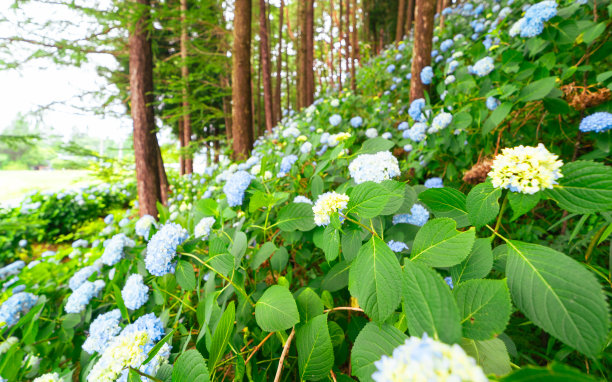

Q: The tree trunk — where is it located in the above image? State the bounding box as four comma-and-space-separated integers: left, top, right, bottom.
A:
232, 0, 254, 160
339, 0, 343, 89
259, 0, 274, 133
345, 0, 352, 91
396, 0, 406, 42
439, 0, 449, 29
274, 0, 284, 124
178, 119, 185, 175
155, 141, 169, 205
410, 0, 435, 102
350, 0, 357, 90
129, 0, 162, 217
180, 0, 193, 174
305, 0, 314, 106
405, 0, 415, 35
221, 75, 233, 140
436, 0, 443, 16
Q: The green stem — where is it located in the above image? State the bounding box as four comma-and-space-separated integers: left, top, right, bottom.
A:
129, 367, 163, 382
585, 224, 608, 263
340, 213, 378, 237
494, 194, 509, 235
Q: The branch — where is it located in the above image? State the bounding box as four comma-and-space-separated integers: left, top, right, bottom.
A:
274, 328, 295, 382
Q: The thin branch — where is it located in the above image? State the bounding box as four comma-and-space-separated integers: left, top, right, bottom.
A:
273, 328, 295, 382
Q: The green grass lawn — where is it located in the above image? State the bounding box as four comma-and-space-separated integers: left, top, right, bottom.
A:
0, 170, 96, 203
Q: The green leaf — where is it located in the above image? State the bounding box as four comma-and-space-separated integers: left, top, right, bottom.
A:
508, 192, 540, 221
351, 322, 407, 382
450, 238, 493, 283
277, 203, 316, 232
410, 218, 475, 267
311, 175, 324, 199
341, 228, 363, 261
402, 261, 462, 344
143, 329, 175, 365
255, 285, 300, 332
582, 22, 606, 44
348, 236, 403, 322
379, 180, 406, 215
455, 279, 512, 340
499, 363, 597, 381
506, 241, 609, 357
462, 338, 512, 377
172, 349, 210, 382
321, 261, 350, 292
418, 187, 470, 228
249, 191, 274, 212
176, 260, 196, 291
544, 161, 612, 213
543, 98, 570, 115
358, 137, 395, 154
250, 242, 277, 270
519, 77, 556, 102
113, 284, 130, 321
466, 181, 502, 228
156, 364, 173, 382
296, 314, 334, 381
322, 225, 340, 262
483, 102, 512, 135
209, 301, 235, 372
296, 288, 324, 322
230, 231, 247, 268
61, 313, 81, 329
271, 246, 289, 271
452, 111, 473, 129
195, 198, 218, 217
346, 182, 390, 218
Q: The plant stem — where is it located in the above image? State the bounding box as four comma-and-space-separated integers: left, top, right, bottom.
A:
585, 224, 608, 263
274, 328, 295, 382
494, 194, 509, 234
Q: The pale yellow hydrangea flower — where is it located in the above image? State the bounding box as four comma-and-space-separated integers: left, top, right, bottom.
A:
328, 132, 351, 147
312, 192, 350, 226
87, 331, 149, 382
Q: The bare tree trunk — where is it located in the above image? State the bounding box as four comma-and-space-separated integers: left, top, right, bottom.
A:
274, 0, 284, 124
178, 119, 185, 175
436, 0, 442, 16
329, 0, 336, 87
180, 0, 193, 174
129, 0, 162, 217
396, 0, 406, 42
410, 0, 435, 102
305, 0, 314, 105
221, 75, 233, 140
345, 0, 352, 91
439, 0, 449, 29
232, 0, 254, 159
155, 141, 168, 205
350, 0, 357, 90
405, 0, 415, 35
378, 28, 384, 54
339, 0, 344, 89
259, 0, 274, 133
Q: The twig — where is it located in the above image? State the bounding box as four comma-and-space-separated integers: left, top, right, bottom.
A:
245, 332, 274, 364
274, 328, 295, 382
324, 306, 364, 313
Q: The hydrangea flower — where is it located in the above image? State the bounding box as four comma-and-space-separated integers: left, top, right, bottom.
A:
0, 292, 37, 327
278, 154, 298, 177
579, 112, 612, 133
223, 171, 253, 207
312, 192, 350, 226
101, 234, 134, 266
104, 214, 114, 225
320, 132, 330, 145
0, 261, 25, 280
444, 276, 454, 289
372, 334, 487, 382
282, 126, 300, 138
350, 116, 364, 128
424, 177, 444, 188
328, 132, 351, 147
472, 57, 494, 77
408, 99, 426, 122
135, 214, 156, 239
330, 99, 340, 107
294, 195, 313, 204
392, 204, 430, 226
83, 309, 122, 354
145, 223, 189, 276
72, 239, 88, 248
33, 373, 61, 382
447, 60, 459, 74
486, 96, 501, 110
365, 128, 378, 138
510, 1, 557, 38
489, 143, 563, 194
65, 280, 105, 314
194, 217, 215, 240
329, 114, 342, 127
349, 152, 401, 184
387, 240, 409, 252
429, 112, 453, 133
397, 122, 409, 131
18, 239, 27, 248
382, 132, 392, 139
122, 274, 149, 310
403, 144, 413, 152
444, 74, 456, 85
69, 265, 100, 291
420, 66, 434, 85
440, 39, 454, 52
386, 64, 396, 73
300, 141, 313, 154
403, 122, 427, 142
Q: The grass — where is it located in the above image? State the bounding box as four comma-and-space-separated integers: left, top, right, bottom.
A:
0, 170, 96, 204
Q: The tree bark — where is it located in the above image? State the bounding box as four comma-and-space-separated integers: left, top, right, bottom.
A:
129, 0, 162, 217
396, 0, 406, 42
180, 0, 193, 174
274, 0, 284, 124
221, 75, 233, 140
405, 0, 415, 36
305, 0, 314, 106
155, 140, 169, 205
259, 0, 274, 133
178, 118, 185, 175
350, 0, 357, 90
439, 0, 449, 29
345, 0, 352, 91
410, 0, 435, 102
232, 0, 254, 159
338, 0, 343, 89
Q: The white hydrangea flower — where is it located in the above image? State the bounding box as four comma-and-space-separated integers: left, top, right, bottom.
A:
328, 132, 351, 147
312, 192, 350, 226
349, 152, 401, 184
194, 217, 215, 240
365, 128, 378, 138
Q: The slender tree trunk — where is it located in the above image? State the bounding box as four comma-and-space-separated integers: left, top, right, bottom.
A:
345, 0, 352, 91
410, 0, 435, 101
257, 52, 263, 136
274, 0, 284, 124
221, 76, 233, 140
339, 0, 343, 89
180, 0, 193, 174
305, 0, 314, 105
129, 0, 162, 217
436, 0, 442, 16
155, 141, 169, 205
259, 0, 274, 133
405, 0, 415, 35
378, 28, 384, 54
396, 0, 406, 41
178, 119, 185, 175
232, 0, 254, 159
329, 0, 336, 87
350, 0, 357, 90
439, 0, 449, 29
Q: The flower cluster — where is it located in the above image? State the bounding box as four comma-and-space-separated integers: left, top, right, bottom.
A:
122, 274, 149, 310
489, 143, 563, 194
33, 373, 61, 382
392, 204, 430, 227
135, 214, 156, 238
145, 223, 189, 276
471, 57, 494, 77
424, 177, 444, 188
65, 280, 105, 314
329, 114, 342, 126
429, 112, 453, 133
420, 66, 433, 85
387, 240, 409, 253
486, 96, 500, 110
294, 195, 313, 204
0, 292, 37, 327
403, 122, 427, 142
223, 170, 253, 207
312, 192, 350, 226
0, 261, 25, 280
69, 264, 101, 291
350, 116, 363, 128
194, 217, 215, 240
278, 154, 298, 177
101, 234, 135, 266
83, 309, 122, 354
328, 132, 351, 147
579, 112, 612, 133
408, 98, 426, 122
349, 151, 401, 184
372, 334, 487, 382
510, 1, 558, 38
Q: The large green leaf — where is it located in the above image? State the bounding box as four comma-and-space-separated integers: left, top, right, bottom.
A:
418, 187, 470, 228
341, 228, 363, 261
544, 161, 612, 213
346, 182, 390, 218
172, 349, 210, 382
410, 218, 475, 267
277, 203, 316, 232
357, 137, 395, 154
296, 288, 324, 322
322, 225, 340, 262
230, 231, 247, 268
462, 338, 511, 377
506, 241, 609, 357
296, 314, 334, 381
508, 192, 540, 221
348, 236, 403, 322
499, 363, 597, 381
250, 242, 277, 270
176, 260, 196, 291
483, 102, 512, 135
321, 261, 350, 292
351, 322, 407, 382
402, 261, 462, 344
208, 301, 235, 372
379, 180, 406, 215
450, 238, 493, 283
519, 76, 556, 102
466, 181, 502, 228
255, 285, 300, 332
455, 279, 511, 340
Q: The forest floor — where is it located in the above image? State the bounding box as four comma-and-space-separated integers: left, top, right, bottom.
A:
0, 170, 94, 205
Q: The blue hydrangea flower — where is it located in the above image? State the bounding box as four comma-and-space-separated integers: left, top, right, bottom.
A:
447, 60, 459, 74
316, 145, 328, 156
445, 75, 456, 85
387, 240, 409, 253
18, 239, 27, 248
429, 112, 453, 133
145, 223, 189, 276
122, 313, 165, 345
320, 132, 330, 145
350, 116, 363, 128
101, 234, 134, 266
392, 204, 430, 226
420, 66, 434, 85
329, 114, 342, 127
486, 96, 501, 111
403, 144, 413, 152
122, 274, 149, 310
424, 177, 444, 188
403, 122, 427, 142
444, 276, 454, 289
472, 57, 494, 77
397, 122, 409, 131
72, 239, 89, 248
223, 171, 253, 207
135, 215, 156, 239
278, 155, 298, 177
104, 214, 114, 225
0, 292, 37, 327
579, 112, 612, 133
300, 141, 312, 154
65, 280, 105, 314
440, 39, 454, 52
0, 261, 25, 280
83, 309, 122, 354
395, 53, 403, 61
409, 99, 426, 122
382, 132, 392, 139
69, 265, 100, 291
511, 1, 558, 38
386, 64, 396, 73
294, 195, 313, 204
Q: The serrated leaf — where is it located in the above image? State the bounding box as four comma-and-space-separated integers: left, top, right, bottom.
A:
172, 349, 210, 382
341, 228, 363, 261
155, 364, 173, 382
351, 322, 407, 381
176, 260, 196, 291
346, 182, 390, 218
466, 181, 502, 228
271, 246, 289, 271
296, 288, 324, 322
410, 218, 475, 267
508, 192, 540, 221
348, 236, 403, 322
402, 261, 462, 344
143, 329, 175, 365
250, 242, 277, 270
296, 314, 334, 380
231, 231, 247, 267
455, 279, 512, 340
321, 225, 340, 261
544, 161, 612, 213
311, 175, 324, 199
418, 187, 470, 227
61, 313, 81, 329
450, 238, 493, 283
255, 285, 300, 332
277, 203, 316, 232
209, 301, 235, 372
506, 241, 609, 357
321, 261, 350, 292
483, 102, 512, 135
379, 180, 406, 215
462, 338, 511, 377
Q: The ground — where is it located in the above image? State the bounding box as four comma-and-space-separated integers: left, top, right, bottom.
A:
0, 170, 94, 204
